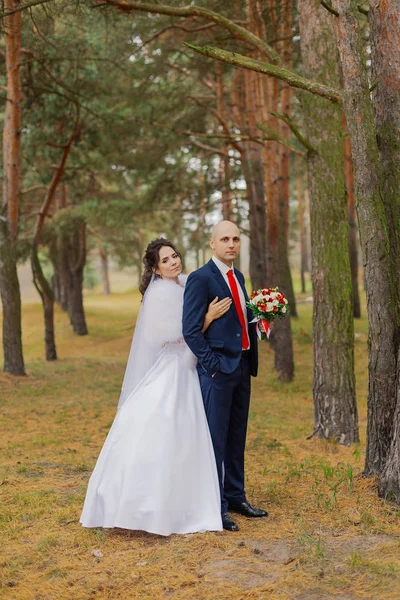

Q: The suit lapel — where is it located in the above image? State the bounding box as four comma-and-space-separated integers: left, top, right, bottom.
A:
208, 259, 241, 326
208, 259, 232, 297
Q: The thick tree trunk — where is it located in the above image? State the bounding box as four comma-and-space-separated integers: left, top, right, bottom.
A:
0, 0, 25, 375
99, 244, 111, 295
0, 220, 25, 374
69, 268, 87, 335
333, 0, 399, 471
368, 0, 400, 303
67, 222, 88, 336
343, 114, 361, 318
367, 0, 400, 498
299, 0, 358, 444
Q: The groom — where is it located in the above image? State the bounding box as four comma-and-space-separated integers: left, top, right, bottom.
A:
182, 220, 268, 531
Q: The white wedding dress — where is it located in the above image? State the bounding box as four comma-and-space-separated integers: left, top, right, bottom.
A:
80, 276, 222, 536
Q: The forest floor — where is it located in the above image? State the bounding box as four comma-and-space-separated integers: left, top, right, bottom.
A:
1, 280, 400, 600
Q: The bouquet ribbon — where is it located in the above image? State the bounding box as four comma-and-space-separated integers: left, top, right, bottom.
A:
250, 317, 270, 340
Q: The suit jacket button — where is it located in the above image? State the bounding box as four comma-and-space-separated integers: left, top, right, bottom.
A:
237, 333, 240, 337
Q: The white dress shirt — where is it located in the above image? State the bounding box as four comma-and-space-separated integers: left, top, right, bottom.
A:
212, 255, 250, 350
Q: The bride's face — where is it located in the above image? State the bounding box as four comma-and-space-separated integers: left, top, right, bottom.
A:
155, 246, 182, 280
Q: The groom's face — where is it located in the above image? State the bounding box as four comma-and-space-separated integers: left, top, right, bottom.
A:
210, 223, 241, 266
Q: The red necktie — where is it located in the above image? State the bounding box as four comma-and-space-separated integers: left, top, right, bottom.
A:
227, 269, 250, 350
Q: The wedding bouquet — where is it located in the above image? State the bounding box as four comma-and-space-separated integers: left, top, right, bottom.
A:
246, 287, 289, 340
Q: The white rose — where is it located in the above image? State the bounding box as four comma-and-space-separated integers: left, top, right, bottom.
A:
272, 299, 279, 306
270, 291, 278, 299
284, 298, 288, 305
281, 305, 287, 313
266, 302, 274, 312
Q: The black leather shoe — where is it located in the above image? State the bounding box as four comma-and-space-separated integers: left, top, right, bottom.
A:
228, 501, 269, 518
222, 513, 239, 531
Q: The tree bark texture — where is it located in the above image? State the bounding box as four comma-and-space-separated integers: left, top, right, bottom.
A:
0, 0, 25, 375
0, 220, 25, 374
333, 0, 398, 468
31, 249, 57, 361
238, 0, 294, 381
99, 244, 111, 295
251, 0, 295, 382
65, 221, 88, 336
367, 0, 400, 498
296, 154, 307, 293
343, 114, 361, 318
276, 0, 297, 318
299, 0, 358, 444
231, 66, 267, 290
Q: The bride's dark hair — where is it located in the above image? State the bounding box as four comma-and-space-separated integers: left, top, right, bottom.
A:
139, 238, 182, 296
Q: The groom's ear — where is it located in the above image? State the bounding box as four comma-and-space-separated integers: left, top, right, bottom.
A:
209, 237, 215, 249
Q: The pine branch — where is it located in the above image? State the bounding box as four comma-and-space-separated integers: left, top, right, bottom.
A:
256, 122, 306, 158
270, 111, 317, 153
92, 0, 282, 64
21, 184, 48, 194
33, 106, 81, 243
320, 1, 339, 17
184, 43, 341, 104
320, 1, 368, 17
0, 0, 54, 18
357, 5, 369, 16
189, 139, 229, 157
152, 121, 261, 146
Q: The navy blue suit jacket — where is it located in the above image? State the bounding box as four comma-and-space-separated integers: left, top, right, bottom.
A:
182, 259, 258, 377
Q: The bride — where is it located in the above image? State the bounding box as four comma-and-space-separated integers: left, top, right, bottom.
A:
80, 238, 232, 535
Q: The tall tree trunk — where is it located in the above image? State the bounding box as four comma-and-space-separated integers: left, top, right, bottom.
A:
31, 250, 57, 361
296, 154, 307, 293
367, 0, 400, 498
333, 0, 399, 470
262, 0, 294, 382
343, 114, 361, 318
0, 0, 25, 375
215, 62, 234, 221
99, 243, 111, 295
232, 67, 267, 289
66, 221, 88, 336
58, 239, 70, 312
276, 0, 298, 318
0, 221, 25, 374
299, 0, 358, 444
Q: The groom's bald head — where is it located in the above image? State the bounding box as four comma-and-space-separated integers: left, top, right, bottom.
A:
210, 220, 241, 266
